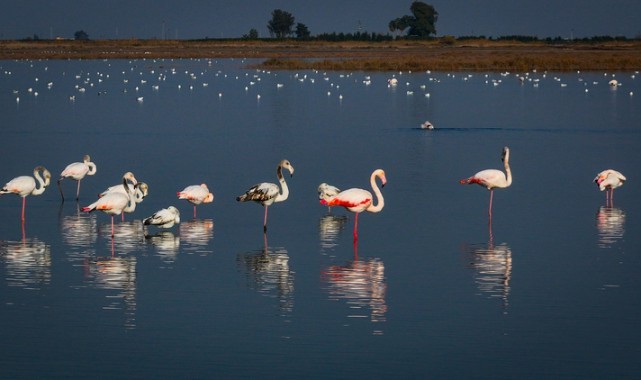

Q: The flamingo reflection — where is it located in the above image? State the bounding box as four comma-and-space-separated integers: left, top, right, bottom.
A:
0, 237, 51, 289
179, 219, 214, 254
237, 234, 294, 315
100, 220, 144, 255
596, 206, 625, 248
145, 231, 181, 263
463, 222, 512, 310
321, 255, 387, 327
86, 255, 137, 329
319, 214, 349, 252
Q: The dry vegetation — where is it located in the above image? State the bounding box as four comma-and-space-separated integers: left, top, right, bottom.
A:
1, 39, 641, 72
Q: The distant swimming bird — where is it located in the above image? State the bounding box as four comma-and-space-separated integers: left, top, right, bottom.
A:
1, 166, 51, 222
388, 78, 398, 86
321, 169, 386, 241
57, 154, 97, 201
237, 159, 294, 232
318, 183, 341, 212
460, 147, 512, 216
594, 169, 626, 206
177, 183, 214, 218
81, 173, 135, 237
421, 121, 434, 129
143, 206, 181, 229
609, 79, 618, 86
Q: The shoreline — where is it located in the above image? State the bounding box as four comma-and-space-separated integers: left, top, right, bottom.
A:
2, 39, 641, 71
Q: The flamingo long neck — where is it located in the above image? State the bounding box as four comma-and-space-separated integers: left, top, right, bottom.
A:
366, 172, 385, 213
31, 168, 48, 196
503, 150, 512, 187
86, 162, 97, 175
123, 180, 137, 212
274, 165, 289, 203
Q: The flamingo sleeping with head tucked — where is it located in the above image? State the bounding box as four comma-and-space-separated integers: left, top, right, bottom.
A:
57, 154, 97, 201
460, 147, 512, 216
594, 169, 625, 206
237, 159, 294, 232
1, 166, 51, 222
320, 169, 386, 241
318, 182, 340, 212
178, 183, 214, 218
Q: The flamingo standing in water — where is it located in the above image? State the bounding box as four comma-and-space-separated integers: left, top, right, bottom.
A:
57, 154, 97, 201
177, 183, 214, 218
318, 183, 340, 212
143, 206, 181, 229
82, 173, 135, 237
99, 172, 145, 221
594, 169, 626, 206
460, 146, 512, 216
237, 159, 295, 232
320, 169, 386, 241
1, 166, 52, 222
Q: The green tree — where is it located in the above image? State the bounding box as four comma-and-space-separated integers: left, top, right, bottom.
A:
295, 23, 311, 39
267, 9, 295, 38
243, 28, 259, 39
389, 2, 437, 37
74, 30, 89, 40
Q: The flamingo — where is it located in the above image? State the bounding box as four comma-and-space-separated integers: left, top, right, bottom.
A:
98, 172, 138, 197
236, 159, 294, 232
594, 169, 626, 206
320, 169, 386, 241
1, 166, 51, 222
318, 183, 341, 212
460, 146, 512, 216
177, 183, 214, 218
81, 173, 135, 237
421, 121, 434, 129
57, 154, 97, 201
143, 206, 181, 229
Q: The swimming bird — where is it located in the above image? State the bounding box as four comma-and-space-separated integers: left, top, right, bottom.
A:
57, 154, 97, 201
143, 206, 181, 229
594, 169, 626, 206
177, 184, 214, 218
81, 174, 135, 237
1, 166, 51, 222
320, 169, 386, 241
237, 159, 294, 232
318, 183, 341, 212
460, 147, 512, 216
421, 121, 434, 129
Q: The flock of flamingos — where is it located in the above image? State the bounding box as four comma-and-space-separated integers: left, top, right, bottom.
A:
0, 147, 626, 241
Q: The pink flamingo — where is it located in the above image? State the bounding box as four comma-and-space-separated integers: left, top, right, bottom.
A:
460, 146, 512, 216
318, 182, 341, 213
1, 166, 51, 222
594, 169, 626, 206
177, 183, 214, 218
57, 154, 97, 201
237, 159, 294, 232
320, 169, 386, 241
82, 173, 135, 237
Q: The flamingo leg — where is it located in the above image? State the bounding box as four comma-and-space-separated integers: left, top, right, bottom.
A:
263, 206, 269, 232
21, 197, 27, 222
76, 180, 81, 200
57, 179, 65, 202
353, 213, 359, 241
111, 215, 116, 237
488, 189, 494, 216
193, 205, 197, 219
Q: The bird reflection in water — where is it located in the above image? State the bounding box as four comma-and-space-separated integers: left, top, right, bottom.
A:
60, 204, 98, 262
463, 221, 512, 311
101, 220, 145, 255
321, 246, 387, 333
86, 255, 137, 329
0, 237, 51, 290
237, 233, 294, 316
596, 206, 625, 249
319, 214, 348, 253
145, 232, 180, 263
179, 219, 214, 255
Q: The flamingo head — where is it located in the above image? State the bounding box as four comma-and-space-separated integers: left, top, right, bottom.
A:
83, 154, 91, 163
280, 159, 295, 177
35, 166, 52, 187
501, 147, 510, 162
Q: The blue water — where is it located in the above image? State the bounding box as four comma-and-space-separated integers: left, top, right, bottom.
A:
1, 59, 640, 378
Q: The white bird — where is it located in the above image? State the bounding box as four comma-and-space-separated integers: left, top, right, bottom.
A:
143, 206, 181, 229
98, 172, 138, 197
460, 147, 512, 216
57, 154, 97, 201
318, 183, 341, 212
237, 159, 294, 232
594, 169, 626, 206
1, 166, 51, 222
177, 183, 214, 218
321, 169, 386, 241
388, 78, 398, 86
82, 173, 135, 237
421, 121, 434, 130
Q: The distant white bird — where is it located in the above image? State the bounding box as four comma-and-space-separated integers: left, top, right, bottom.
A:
318, 183, 341, 212
1, 166, 51, 222
143, 206, 181, 229
388, 78, 398, 86
609, 79, 618, 86
177, 183, 214, 218
237, 159, 294, 232
57, 154, 97, 201
594, 169, 626, 206
421, 121, 434, 130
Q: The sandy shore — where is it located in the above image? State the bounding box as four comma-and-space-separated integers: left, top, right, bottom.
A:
2, 39, 641, 71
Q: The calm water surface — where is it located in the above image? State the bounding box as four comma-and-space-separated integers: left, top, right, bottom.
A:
1, 59, 640, 378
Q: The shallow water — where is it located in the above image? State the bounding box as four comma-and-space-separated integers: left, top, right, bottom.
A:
1, 59, 640, 378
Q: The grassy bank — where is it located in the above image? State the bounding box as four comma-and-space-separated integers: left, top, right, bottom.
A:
1, 39, 640, 71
